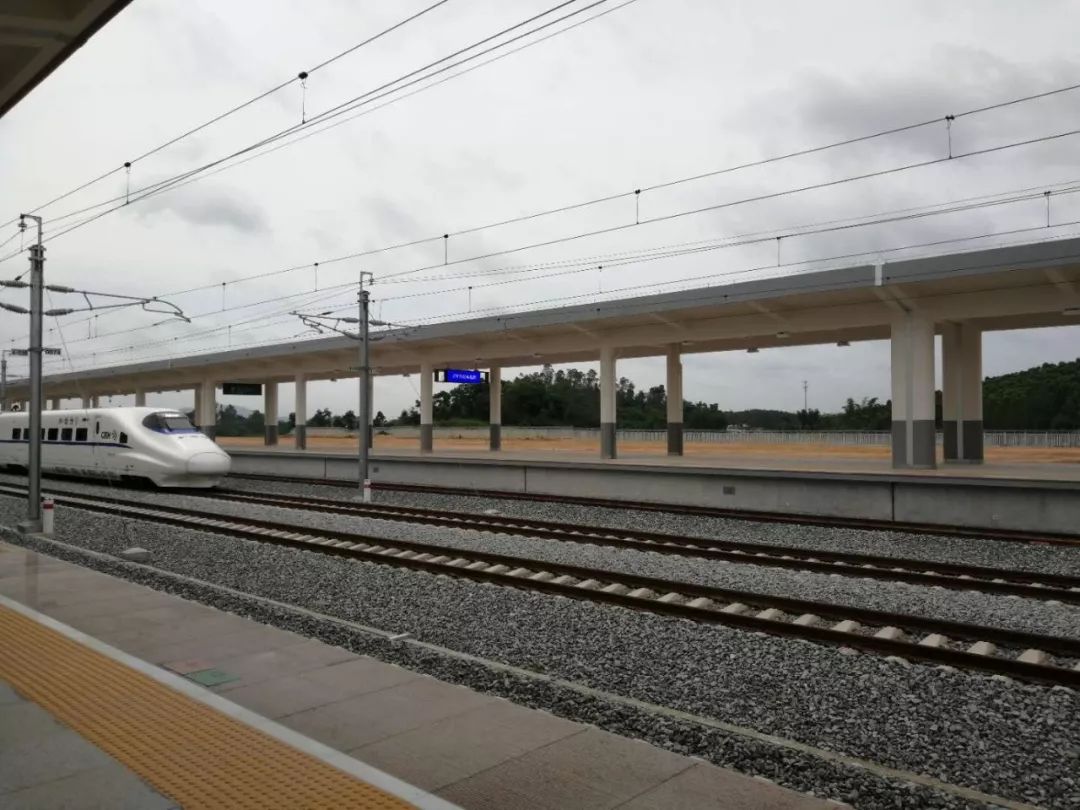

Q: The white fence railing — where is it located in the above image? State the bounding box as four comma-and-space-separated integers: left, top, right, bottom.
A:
374, 426, 1080, 448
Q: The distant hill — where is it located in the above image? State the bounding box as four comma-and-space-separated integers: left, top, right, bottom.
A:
983, 358, 1080, 430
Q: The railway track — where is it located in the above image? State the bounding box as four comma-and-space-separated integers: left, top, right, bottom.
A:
203, 487, 1080, 605
227, 473, 1080, 547
7, 484, 1080, 688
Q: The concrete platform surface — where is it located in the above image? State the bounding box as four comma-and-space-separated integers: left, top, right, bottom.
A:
0, 679, 177, 810
0, 541, 840, 810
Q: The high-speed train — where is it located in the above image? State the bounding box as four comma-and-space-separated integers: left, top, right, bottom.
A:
0, 407, 230, 487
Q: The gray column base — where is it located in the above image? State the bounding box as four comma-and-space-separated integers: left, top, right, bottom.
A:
600, 422, 616, 459
667, 423, 684, 456
489, 424, 501, 451
943, 420, 984, 463
264, 425, 278, 446
891, 420, 936, 468
420, 424, 433, 453
200, 425, 217, 440
294, 425, 306, 450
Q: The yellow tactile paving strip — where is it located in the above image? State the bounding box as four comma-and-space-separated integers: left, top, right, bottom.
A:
0, 604, 415, 809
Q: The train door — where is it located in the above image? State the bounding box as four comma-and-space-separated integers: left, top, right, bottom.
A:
95, 417, 132, 479
54, 414, 84, 476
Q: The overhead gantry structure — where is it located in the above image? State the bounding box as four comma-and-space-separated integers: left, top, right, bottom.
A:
5, 237, 1080, 469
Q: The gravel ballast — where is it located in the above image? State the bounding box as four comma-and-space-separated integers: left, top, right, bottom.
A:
218, 474, 1080, 577
9, 477, 1080, 642
2, 497, 1077, 809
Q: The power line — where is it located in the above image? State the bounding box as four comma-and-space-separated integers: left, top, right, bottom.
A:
0, 0, 454, 230
371, 186, 1080, 304
19, 173, 1080, 355
40, 208, 1080, 371
4, 64, 1075, 300
375, 176, 1080, 288
35, 279, 360, 347
30, 0, 643, 263
373, 124, 1080, 283
5, 0, 595, 249
32, 230, 1080, 377
396, 225, 1080, 327
41, 284, 362, 367
15, 89, 1077, 320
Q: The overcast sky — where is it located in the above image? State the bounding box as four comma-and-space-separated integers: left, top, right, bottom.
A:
2, 0, 1079, 419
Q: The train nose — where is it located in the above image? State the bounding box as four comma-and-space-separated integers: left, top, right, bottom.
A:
187, 452, 231, 476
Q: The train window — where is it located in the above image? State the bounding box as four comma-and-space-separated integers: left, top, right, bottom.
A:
74, 427, 87, 441
61, 428, 73, 441
119, 432, 128, 444
10, 428, 19, 440
142, 412, 197, 432
41, 429, 45, 440
47, 428, 58, 441
95, 421, 100, 435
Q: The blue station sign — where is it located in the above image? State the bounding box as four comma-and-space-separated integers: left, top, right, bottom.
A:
435, 368, 489, 384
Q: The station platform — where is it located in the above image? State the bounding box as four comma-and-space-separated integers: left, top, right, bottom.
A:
226, 446, 1080, 536
0, 541, 839, 810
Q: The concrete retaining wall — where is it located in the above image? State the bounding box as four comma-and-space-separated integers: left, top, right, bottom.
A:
228, 451, 1080, 536
373, 426, 1080, 448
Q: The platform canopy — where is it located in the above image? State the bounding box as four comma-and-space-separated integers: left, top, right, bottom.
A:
6, 236, 1080, 400
0, 0, 131, 119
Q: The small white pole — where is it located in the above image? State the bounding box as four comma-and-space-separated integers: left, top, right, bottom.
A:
41, 497, 54, 537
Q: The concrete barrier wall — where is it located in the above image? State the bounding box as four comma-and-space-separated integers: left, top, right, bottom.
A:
893, 482, 1080, 535
374, 426, 1080, 448
227, 450, 1080, 535
521, 465, 894, 520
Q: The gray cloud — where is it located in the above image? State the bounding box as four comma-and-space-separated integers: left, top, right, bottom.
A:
7, 0, 1080, 417
755, 47, 1079, 166
135, 186, 268, 234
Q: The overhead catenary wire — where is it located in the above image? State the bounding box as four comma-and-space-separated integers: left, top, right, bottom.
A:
0, 0, 455, 231
1, 0, 595, 254
16, 96, 1080, 336
40, 284, 363, 367
34, 229, 1080, 376
371, 124, 1080, 283
40, 201, 1080, 370
0, 62, 1073, 288
5, 44, 1080, 369
20, 171, 1080, 357
373, 177, 1080, 288
94, 0, 644, 242
384, 224, 1080, 328
370, 187, 1080, 305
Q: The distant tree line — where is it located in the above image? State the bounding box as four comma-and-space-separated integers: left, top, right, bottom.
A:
983, 359, 1080, 429
196, 358, 1080, 434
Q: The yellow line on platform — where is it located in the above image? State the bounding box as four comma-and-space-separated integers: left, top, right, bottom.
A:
0, 603, 415, 810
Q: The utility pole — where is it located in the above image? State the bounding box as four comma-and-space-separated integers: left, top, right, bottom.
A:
358, 271, 372, 502
802, 380, 808, 412
292, 278, 408, 504
0, 350, 7, 412
20, 214, 44, 533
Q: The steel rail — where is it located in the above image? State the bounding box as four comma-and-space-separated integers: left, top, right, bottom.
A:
9, 484, 1078, 687
205, 487, 1080, 603
228, 473, 1080, 547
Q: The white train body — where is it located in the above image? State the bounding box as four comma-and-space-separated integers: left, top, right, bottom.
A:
0, 407, 230, 488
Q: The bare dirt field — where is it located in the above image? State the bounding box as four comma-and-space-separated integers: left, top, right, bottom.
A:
217, 434, 1080, 464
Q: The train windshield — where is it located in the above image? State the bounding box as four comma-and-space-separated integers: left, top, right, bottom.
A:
143, 412, 197, 433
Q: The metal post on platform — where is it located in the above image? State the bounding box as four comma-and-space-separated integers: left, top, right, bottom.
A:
21, 215, 44, 533
358, 273, 372, 502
